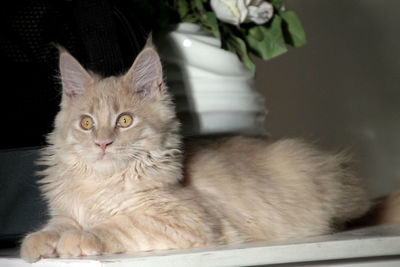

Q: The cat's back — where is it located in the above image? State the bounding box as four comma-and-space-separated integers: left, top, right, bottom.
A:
183, 136, 370, 240
183, 136, 326, 188
183, 136, 330, 198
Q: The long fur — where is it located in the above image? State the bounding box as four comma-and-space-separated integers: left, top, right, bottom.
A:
20, 46, 372, 262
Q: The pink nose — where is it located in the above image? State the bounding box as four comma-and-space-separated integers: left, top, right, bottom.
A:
95, 140, 113, 152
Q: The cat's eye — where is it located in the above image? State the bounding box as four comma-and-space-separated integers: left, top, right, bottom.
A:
80, 116, 94, 130
117, 114, 133, 128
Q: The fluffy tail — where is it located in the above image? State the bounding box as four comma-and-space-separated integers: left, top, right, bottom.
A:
371, 190, 400, 224
348, 190, 400, 227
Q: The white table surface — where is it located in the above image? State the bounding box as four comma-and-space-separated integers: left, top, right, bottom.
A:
1, 225, 400, 267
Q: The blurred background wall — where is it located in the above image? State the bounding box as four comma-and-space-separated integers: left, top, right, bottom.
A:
254, 0, 400, 197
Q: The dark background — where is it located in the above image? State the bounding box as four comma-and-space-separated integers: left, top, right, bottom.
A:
0, 0, 152, 150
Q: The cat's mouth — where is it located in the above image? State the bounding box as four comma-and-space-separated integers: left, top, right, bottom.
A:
101, 154, 109, 160
98, 152, 112, 161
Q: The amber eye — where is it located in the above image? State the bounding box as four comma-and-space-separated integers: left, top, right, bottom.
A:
80, 116, 94, 130
117, 114, 133, 128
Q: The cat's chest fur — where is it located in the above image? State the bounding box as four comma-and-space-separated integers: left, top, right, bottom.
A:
45, 170, 140, 228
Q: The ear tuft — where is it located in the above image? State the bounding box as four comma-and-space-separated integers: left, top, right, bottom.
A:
59, 51, 92, 101
125, 48, 163, 99
145, 33, 154, 48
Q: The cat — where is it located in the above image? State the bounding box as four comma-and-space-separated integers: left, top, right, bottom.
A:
20, 43, 372, 262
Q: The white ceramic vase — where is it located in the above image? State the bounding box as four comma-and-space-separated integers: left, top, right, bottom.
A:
154, 23, 267, 136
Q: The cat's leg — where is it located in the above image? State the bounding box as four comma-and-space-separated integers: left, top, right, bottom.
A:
95, 214, 217, 253
87, 214, 180, 253
55, 215, 160, 256
20, 216, 80, 262
54, 216, 129, 258
55, 213, 216, 257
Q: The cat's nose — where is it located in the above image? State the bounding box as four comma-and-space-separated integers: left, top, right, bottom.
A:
95, 140, 113, 152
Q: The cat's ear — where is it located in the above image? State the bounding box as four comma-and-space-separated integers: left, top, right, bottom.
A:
59, 50, 92, 101
124, 47, 163, 100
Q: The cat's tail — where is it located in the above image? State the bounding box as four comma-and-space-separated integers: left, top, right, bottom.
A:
370, 190, 400, 224
348, 190, 400, 227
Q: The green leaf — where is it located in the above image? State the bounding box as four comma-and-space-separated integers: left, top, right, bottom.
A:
204, 12, 221, 39
246, 16, 287, 60
181, 14, 198, 23
176, 0, 189, 20
269, 0, 282, 10
194, 0, 206, 13
227, 34, 256, 73
249, 26, 263, 41
280, 10, 307, 47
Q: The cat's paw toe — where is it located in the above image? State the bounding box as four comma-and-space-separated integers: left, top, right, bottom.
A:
57, 230, 81, 258
57, 230, 103, 258
20, 231, 59, 263
80, 231, 104, 256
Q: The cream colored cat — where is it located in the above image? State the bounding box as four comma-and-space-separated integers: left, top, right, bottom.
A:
20, 44, 371, 262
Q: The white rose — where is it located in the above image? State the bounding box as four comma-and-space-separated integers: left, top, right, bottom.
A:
210, 0, 274, 26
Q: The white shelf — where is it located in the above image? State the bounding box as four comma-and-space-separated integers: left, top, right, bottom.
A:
1, 225, 400, 267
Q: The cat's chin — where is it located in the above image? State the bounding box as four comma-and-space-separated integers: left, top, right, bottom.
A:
91, 154, 127, 176
92, 160, 123, 176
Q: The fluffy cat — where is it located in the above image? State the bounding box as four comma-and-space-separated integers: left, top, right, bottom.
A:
20, 44, 371, 262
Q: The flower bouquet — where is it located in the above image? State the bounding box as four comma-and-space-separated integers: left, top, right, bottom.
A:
139, 0, 306, 72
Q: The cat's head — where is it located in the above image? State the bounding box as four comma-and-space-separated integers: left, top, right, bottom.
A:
49, 45, 180, 176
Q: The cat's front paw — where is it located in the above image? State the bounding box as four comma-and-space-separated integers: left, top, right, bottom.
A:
56, 230, 104, 258
20, 231, 60, 263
